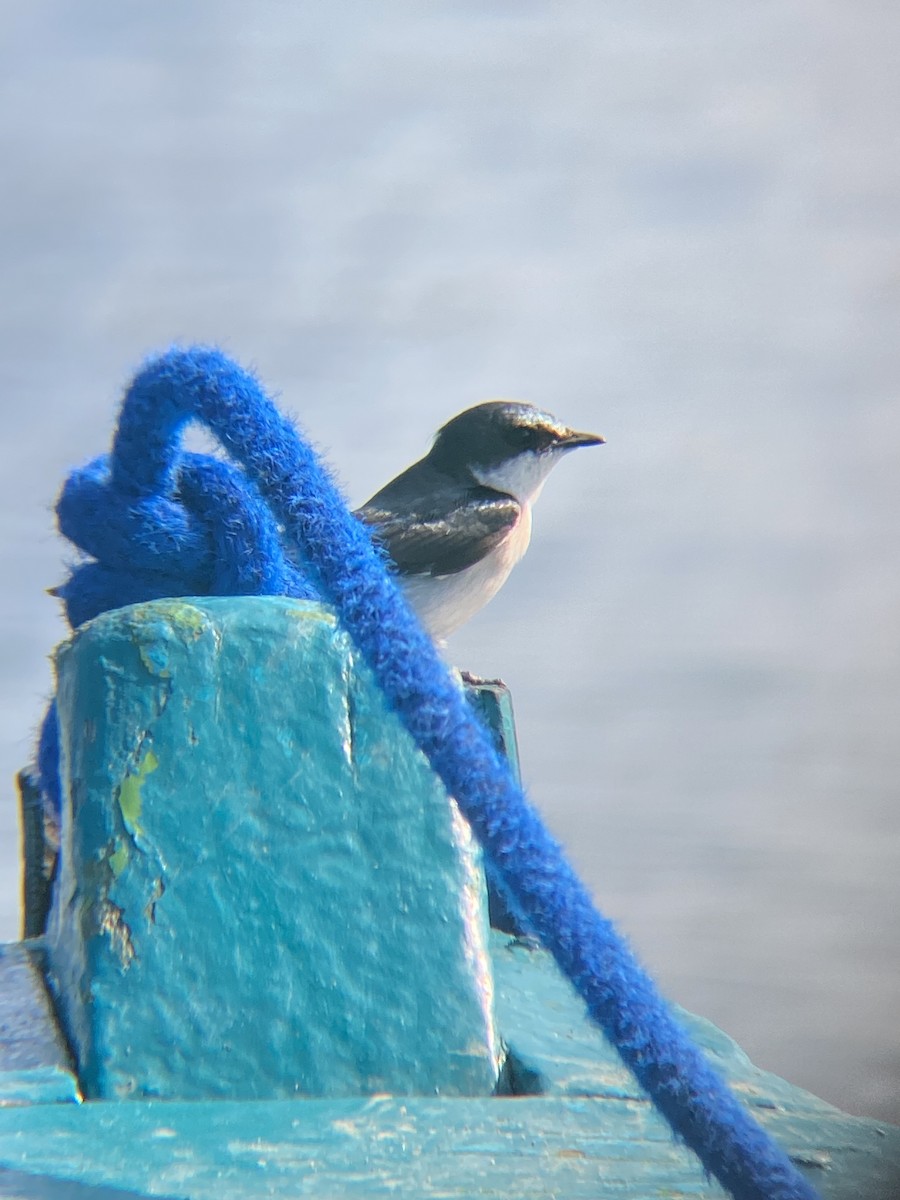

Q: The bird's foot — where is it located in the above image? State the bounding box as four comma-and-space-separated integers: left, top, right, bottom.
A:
460, 669, 501, 688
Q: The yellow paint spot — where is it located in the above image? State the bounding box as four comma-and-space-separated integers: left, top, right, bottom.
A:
118, 748, 159, 837
137, 643, 170, 678
133, 600, 209, 636
288, 602, 336, 626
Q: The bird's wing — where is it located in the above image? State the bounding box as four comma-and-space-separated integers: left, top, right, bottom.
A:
356, 488, 521, 577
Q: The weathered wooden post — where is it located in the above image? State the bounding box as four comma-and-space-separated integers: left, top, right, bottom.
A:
42, 596, 500, 1101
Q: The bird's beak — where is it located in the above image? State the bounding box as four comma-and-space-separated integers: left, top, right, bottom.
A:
558, 429, 606, 449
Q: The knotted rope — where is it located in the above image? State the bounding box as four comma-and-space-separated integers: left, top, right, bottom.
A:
41, 346, 819, 1200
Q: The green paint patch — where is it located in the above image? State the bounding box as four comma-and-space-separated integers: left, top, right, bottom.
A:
109, 840, 130, 877
118, 749, 159, 838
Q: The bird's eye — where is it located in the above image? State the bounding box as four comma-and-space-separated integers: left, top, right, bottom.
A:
511, 426, 542, 452
514, 425, 554, 453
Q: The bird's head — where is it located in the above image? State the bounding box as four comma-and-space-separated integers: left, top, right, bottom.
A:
429, 401, 604, 504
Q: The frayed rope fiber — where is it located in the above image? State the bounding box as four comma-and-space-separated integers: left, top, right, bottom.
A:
46, 347, 819, 1200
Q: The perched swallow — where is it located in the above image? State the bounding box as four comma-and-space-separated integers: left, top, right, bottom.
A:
356, 401, 604, 639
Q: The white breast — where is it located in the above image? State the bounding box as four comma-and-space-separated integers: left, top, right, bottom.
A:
401, 505, 533, 640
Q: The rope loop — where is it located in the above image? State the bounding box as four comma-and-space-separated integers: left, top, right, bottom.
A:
55, 444, 317, 628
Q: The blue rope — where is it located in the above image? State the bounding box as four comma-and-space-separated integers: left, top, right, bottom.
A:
45, 346, 819, 1200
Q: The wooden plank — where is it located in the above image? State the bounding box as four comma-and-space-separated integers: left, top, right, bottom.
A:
4, 933, 897, 1196
492, 932, 839, 1113
0, 1091, 898, 1199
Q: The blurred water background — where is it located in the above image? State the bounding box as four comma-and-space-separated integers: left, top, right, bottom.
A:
1, 2, 898, 1122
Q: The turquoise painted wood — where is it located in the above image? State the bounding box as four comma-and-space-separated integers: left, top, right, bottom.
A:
2, 595, 898, 1198
43, 597, 498, 1101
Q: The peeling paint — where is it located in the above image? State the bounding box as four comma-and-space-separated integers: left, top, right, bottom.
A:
97, 900, 136, 970
144, 877, 165, 925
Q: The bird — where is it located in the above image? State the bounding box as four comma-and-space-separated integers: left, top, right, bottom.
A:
356, 401, 604, 640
